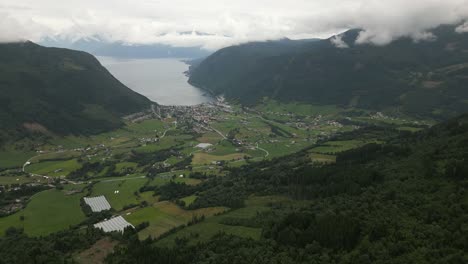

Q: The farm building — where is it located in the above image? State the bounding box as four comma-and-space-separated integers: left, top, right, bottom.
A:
83, 195, 112, 212
94, 216, 134, 233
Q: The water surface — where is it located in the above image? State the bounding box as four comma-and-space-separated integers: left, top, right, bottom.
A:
97, 57, 212, 105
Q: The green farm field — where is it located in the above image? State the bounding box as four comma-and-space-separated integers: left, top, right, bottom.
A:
0, 175, 43, 185
91, 178, 148, 211
126, 201, 226, 240
309, 153, 336, 163
0, 189, 85, 236
180, 195, 197, 206
26, 159, 81, 177
308, 140, 368, 154
154, 196, 293, 247
192, 153, 246, 165
256, 100, 342, 117
146, 177, 202, 187
0, 149, 35, 169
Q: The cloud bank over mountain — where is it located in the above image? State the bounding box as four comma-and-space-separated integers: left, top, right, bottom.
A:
1, 0, 468, 50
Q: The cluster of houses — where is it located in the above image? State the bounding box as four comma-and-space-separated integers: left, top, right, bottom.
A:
0, 181, 43, 215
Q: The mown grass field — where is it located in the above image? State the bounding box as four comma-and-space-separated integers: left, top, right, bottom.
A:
26, 159, 81, 177
211, 119, 242, 135
192, 153, 246, 165
146, 177, 202, 187
46, 119, 167, 151
0, 189, 85, 236
260, 141, 308, 158
308, 140, 367, 154
126, 201, 226, 240
134, 134, 193, 154
398, 126, 425, 132
180, 195, 197, 206
47, 137, 89, 149
154, 196, 293, 247
0, 175, 44, 185
309, 153, 337, 163
257, 100, 342, 117
209, 141, 239, 156
139, 192, 160, 205
126, 120, 166, 134
91, 178, 148, 211
115, 162, 139, 173
353, 115, 433, 127
196, 132, 222, 144
30, 150, 82, 163
0, 149, 35, 169
158, 221, 262, 246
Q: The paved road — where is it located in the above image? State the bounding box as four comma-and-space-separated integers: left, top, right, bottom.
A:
101, 176, 146, 182
151, 104, 162, 119
160, 128, 170, 138
210, 126, 227, 140
160, 122, 177, 139
22, 154, 43, 172
199, 123, 227, 140
256, 143, 270, 158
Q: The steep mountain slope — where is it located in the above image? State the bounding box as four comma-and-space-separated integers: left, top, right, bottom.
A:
0, 41, 151, 140
189, 25, 468, 119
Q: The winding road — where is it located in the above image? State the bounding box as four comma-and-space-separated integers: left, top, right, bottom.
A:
256, 143, 270, 158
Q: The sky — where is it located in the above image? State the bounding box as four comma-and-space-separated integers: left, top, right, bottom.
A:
1, 0, 468, 50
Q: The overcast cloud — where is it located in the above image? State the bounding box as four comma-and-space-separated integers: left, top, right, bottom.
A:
1, 0, 468, 50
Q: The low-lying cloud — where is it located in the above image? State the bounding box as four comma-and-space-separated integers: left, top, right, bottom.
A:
456, 21, 468, 33
1, 0, 468, 50
330, 35, 349, 48
0, 13, 47, 43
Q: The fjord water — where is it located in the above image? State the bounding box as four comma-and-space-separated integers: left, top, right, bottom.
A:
97, 57, 212, 105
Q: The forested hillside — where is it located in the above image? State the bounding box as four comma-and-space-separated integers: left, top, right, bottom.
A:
0, 41, 151, 142
107, 114, 468, 263
189, 25, 468, 119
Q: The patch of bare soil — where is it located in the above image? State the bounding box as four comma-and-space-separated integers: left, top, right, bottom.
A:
22, 122, 50, 134
74, 237, 118, 264
422, 81, 442, 89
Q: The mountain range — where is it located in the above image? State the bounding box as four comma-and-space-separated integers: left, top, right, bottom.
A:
189, 25, 468, 119
40, 37, 211, 59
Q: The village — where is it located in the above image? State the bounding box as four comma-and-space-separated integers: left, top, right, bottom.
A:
131, 97, 349, 152
0, 94, 433, 244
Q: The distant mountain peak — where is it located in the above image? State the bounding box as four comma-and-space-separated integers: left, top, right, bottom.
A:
39, 36, 211, 59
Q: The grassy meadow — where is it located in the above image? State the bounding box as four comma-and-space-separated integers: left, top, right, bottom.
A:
0, 189, 85, 236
